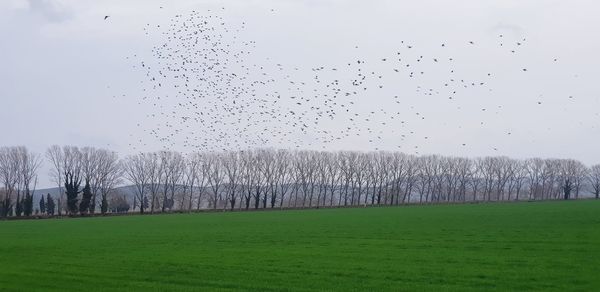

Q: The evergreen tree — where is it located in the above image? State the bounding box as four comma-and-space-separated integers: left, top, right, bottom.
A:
101, 195, 108, 215
65, 172, 82, 215
143, 195, 149, 212
79, 181, 92, 215
89, 195, 96, 215
46, 194, 55, 216
0, 196, 9, 218
39, 196, 46, 215
15, 195, 23, 217
23, 192, 33, 216
563, 178, 572, 200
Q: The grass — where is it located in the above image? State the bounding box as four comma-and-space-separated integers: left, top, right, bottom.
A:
1, 200, 599, 291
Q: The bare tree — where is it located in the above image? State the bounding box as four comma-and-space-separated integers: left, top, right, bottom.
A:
274, 149, 293, 208
259, 149, 276, 209
196, 154, 210, 210
337, 151, 353, 206
56, 146, 83, 215
206, 153, 225, 210
493, 157, 513, 201
123, 153, 149, 214
589, 164, 600, 199
526, 158, 543, 200
183, 153, 202, 211
507, 160, 528, 201
7, 146, 600, 217
316, 151, 331, 207
80, 147, 100, 213
167, 153, 185, 212
45, 145, 64, 215
240, 150, 257, 210
146, 152, 163, 213
294, 150, 318, 208
373, 152, 390, 205
478, 157, 496, 202
0, 147, 20, 217
454, 157, 472, 202
17, 147, 42, 216
223, 151, 241, 210
352, 153, 368, 206
159, 151, 184, 212
96, 150, 122, 214
325, 151, 342, 207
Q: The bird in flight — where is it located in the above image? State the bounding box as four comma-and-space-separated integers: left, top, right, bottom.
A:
125, 7, 578, 154
104, 15, 110, 20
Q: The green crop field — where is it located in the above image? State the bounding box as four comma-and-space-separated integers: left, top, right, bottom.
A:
1, 200, 599, 291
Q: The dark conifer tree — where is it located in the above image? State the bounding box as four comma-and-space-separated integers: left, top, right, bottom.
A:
15, 195, 23, 217
101, 196, 108, 215
46, 194, 55, 216
79, 181, 92, 215
142, 195, 149, 213
64, 172, 82, 215
23, 192, 33, 216
39, 196, 46, 215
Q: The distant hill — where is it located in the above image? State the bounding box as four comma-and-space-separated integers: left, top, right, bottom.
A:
32, 184, 213, 203
33, 185, 138, 203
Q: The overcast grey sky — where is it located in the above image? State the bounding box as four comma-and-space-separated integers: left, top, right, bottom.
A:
1, 0, 599, 188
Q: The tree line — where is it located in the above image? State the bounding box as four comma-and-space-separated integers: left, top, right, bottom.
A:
1, 145, 600, 218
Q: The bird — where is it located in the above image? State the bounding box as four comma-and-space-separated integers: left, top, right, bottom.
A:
125, 7, 572, 156
104, 15, 110, 20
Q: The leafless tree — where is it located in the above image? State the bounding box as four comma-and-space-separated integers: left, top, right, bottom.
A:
559, 159, 587, 200
182, 152, 202, 211
478, 157, 496, 202
373, 152, 390, 205
337, 151, 353, 206
223, 151, 241, 210
146, 152, 163, 213
0, 147, 21, 217
206, 153, 225, 209
259, 149, 277, 209
96, 150, 122, 214
507, 160, 528, 201
325, 151, 342, 207
274, 149, 293, 208
167, 153, 185, 212
55, 146, 83, 215
5, 146, 599, 217
453, 157, 472, 202
352, 153, 368, 206
493, 157, 513, 201
17, 147, 42, 216
123, 153, 149, 213
195, 154, 210, 210
250, 152, 266, 209
158, 151, 184, 212
45, 145, 64, 215
77, 147, 121, 213
526, 158, 544, 200
588, 165, 600, 199
294, 150, 318, 208
240, 150, 256, 210
80, 147, 100, 213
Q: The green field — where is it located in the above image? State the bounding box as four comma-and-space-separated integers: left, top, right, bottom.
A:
1, 201, 599, 291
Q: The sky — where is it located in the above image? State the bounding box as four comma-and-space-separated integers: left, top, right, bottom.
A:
1, 0, 599, 188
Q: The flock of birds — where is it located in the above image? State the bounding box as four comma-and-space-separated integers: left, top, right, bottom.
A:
112, 7, 591, 154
